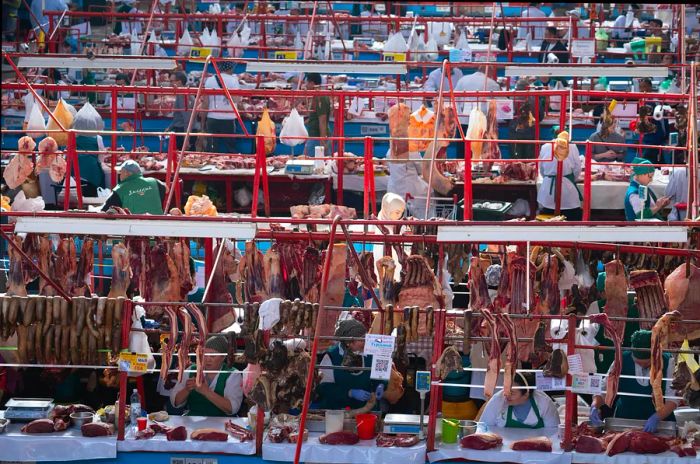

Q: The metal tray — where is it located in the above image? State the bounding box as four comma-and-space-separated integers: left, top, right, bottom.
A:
5, 398, 54, 409
604, 418, 676, 436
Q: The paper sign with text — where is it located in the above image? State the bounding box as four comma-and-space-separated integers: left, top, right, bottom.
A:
567, 354, 584, 374
118, 353, 149, 373
571, 373, 604, 394
536, 372, 567, 391
364, 334, 395, 358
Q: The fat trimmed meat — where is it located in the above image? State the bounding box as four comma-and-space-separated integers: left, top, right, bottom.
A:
190, 428, 229, 441
81, 422, 114, 437
319, 431, 360, 445
511, 436, 552, 452
460, 432, 503, 450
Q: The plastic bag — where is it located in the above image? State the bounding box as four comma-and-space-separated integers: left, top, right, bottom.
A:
256, 108, 276, 155
293, 31, 303, 56
424, 36, 439, 61
384, 32, 408, 53
47, 99, 74, 146
11, 190, 45, 212
466, 107, 487, 158
239, 21, 251, 45
184, 194, 218, 216
234, 186, 252, 207
130, 30, 140, 56
209, 29, 221, 57
407, 27, 420, 53
279, 109, 308, 147
62, 100, 77, 118
428, 21, 454, 47
177, 29, 193, 56
72, 101, 105, 131
127, 303, 156, 376
200, 27, 211, 46
227, 32, 242, 58
26, 102, 46, 138
455, 31, 469, 50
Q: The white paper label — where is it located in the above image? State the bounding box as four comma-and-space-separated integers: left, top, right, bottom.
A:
567, 354, 584, 374
496, 99, 514, 120
364, 334, 395, 358
536, 372, 567, 391
571, 39, 596, 58
370, 355, 392, 380
571, 373, 604, 394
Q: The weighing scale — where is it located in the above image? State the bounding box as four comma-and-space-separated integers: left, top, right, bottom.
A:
4, 398, 54, 422
382, 414, 430, 435
284, 159, 315, 175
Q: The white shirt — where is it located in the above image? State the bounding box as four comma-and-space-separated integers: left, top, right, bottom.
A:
537, 143, 582, 210
204, 73, 240, 120
423, 68, 464, 92
516, 7, 547, 46
480, 390, 560, 428
665, 167, 688, 220
606, 356, 675, 398
169, 369, 244, 415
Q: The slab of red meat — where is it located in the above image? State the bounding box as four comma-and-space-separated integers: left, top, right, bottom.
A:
575, 435, 605, 453
81, 422, 114, 437
604, 260, 628, 338
190, 428, 229, 441
665, 263, 700, 342
511, 436, 552, 452
589, 313, 621, 407
628, 431, 669, 454
606, 431, 632, 456
629, 270, 667, 330
318, 431, 360, 445
204, 242, 239, 332
460, 432, 503, 450
165, 425, 187, 441
21, 418, 59, 433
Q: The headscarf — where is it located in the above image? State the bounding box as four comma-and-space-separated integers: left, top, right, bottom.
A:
335, 318, 367, 348
204, 335, 229, 354
630, 330, 652, 360
378, 192, 406, 221
553, 131, 570, 161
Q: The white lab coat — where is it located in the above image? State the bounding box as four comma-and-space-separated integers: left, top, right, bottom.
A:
664, 167, 688, 220
386, 146, 433, 219
480, 390, 561, 428
537, 143, 582, 210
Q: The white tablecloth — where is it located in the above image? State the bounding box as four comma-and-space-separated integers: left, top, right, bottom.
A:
116, 416, 255, 455
333, 173, 390, 192
428, 426, 571, 464
535, 178, 668, 210
0, 413, 117, 462
571, 451, 699, 464
263, 432, 426, 464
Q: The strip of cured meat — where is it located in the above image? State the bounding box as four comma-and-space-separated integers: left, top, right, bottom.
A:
107, 243, 131, 298
125, 238, 148, 297
629, 270, 667, 329
468, 256, 491, 310
376, 256, 397, 306
301, 247, 321, 303
481, 308, 501, 399
589, 313, 622, 408
71, 239, 94, 297
159, 306, 178, 381
540, 254, 561, 315
205, 241, 239, 333
650, 311, 682, 412
508, 255, 535, 314
187, 303, 209, 387
397, 255, 442, 313
460, 432, 503, 450
511, 436, 552, 452
263, 245, 284, 298
317, 244, 347, 346
239, 241, 266, 303
191, 429, 229, 441
498, 313, 518, 398
170, 239, 194, 299
148, 241, 180, 318
37, 236, 56, 296
664, 263, 700, 341
176, 307, 193, 383
225, 421, 254, 442
319, 431, 360, 445
7, 235, 29, 296
481, 99, 502, 172
604, 260, 628, 338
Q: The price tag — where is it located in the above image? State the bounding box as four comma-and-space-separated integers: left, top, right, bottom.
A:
383, 52, 406, 63
189, 47, 212, 61
118, 352, 149, 373
571, 39, 595, 58
370, 356, 392, 380
536, 372, 567, 391
415, 370, 431, 393
567, 354, 584, 373
360, 125, 387, 136
364, 334, 395, 358
274, 51, 299, 60
571, 373, 604, 394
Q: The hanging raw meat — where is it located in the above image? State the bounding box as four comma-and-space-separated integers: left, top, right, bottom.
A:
169, 239, 194, 299
498, 313, 518, 398
589, 313, 622, 408
376, 256, 397, 306
205, 241, 240, 333
604, 260, 629, 338
508, 255, 535, 314
147, 241, 180, 318
664, 263, 700, 342
481, 99, 501, 171
397, 255, 443, 313
3, 136, 36, 188
35, 136, 58, 172
7, 235, 30, 296
317, 244, 347, 346
388, 102, 410, 157
300, 247, 321, 303
468, 255, 491, 310
126, 238, 148, 297
629, 270, 667, 329
263, 245, 284, 298
465, 107, 486, 159
55, 238, 77, 294
108, 243, 131, 298
37, 236, 56, 296
238, 241, 266, 303
71, 238, 94, 297
650, 311, 682, 412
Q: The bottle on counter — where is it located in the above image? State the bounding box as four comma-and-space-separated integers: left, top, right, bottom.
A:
130, 389, 141, 428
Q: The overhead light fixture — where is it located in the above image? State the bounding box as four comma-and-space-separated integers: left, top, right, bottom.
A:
17, 56, 178, 70
14, 217, 257, 240
436, 225, 687, 243
504, 66, 668, 78
246, 61, 407, 75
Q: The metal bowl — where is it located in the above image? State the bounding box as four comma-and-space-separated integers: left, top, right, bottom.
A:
458, 420, 478, 438
0, 418, 9, 434
69, 411, 94, 427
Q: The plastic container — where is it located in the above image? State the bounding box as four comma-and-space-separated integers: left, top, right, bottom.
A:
130, 389, 141, 428
137, 417, 148, 431
458, 420, 477, 438
441, 418, 459, 444
356, 413, 377, 440
325, 410, 345, 434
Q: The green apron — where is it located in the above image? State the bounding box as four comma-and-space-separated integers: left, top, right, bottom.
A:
614, 351, 673, 421
505, 396, 545, 429
186, 368, 232, 417
546, 173, 583, 201
74, 135, 105, 189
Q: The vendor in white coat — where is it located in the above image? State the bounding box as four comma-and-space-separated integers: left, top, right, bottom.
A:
479, 372, 560, 429
537, 131, 583, 221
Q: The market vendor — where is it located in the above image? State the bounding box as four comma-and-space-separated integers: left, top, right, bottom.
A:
624, 157, 671, 220
100, 160, 166, 214
478, 372, 560, 428
170, 335, 243, 417
316, 318, 386, 411
537, 130, 583, 221
593, 330, 677, 432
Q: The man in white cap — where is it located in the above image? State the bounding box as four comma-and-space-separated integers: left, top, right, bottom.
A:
100, 160, 166, 214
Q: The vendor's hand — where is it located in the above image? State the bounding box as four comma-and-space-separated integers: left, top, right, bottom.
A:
589, 406, 604, 427
375, 384, 385, 401
349, 389, 372, 402
195, 382, 212, 395
185, 378, 197, 392
656, 196, 671, 209
643, 413, 661, 433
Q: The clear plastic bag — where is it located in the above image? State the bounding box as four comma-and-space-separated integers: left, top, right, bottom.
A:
424, 36, 439, 61
72, 101, 105, 131
26, 102, 46, 138
127, 304, 156, 376
384, 32, 408, 53
227, 32, 243, 58
279, 108, 308, 147
256, 108, 276, 155
177, 29, 193, 56
11, 190, 45, 212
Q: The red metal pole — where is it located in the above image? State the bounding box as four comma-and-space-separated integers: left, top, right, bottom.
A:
293, 216, 342, 464
67, 131, 83, 209
363, 136, 371, 218
563, 313, 577, 448
111, 89, 118, 187
64, 146, 72, 211
427, 308, 445, 452
166, 133, 176, 196
368, 138, 377, 215
336, 95, 345, 206
583, 141, 592, 221
463, 141, 473, 220
251, 136, 262, 218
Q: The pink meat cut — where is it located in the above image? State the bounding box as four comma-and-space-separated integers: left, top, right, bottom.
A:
3, 153, 34, 189
317, 243, 347, 347
460, 432, 503, 450
81, 422, 114, 437
664, 263, 700, 341
604, 260, 628, 338
205, 242, 239, 333
511, 436, 552, 452
191, 428, 229, 441
589, 313, 622, 407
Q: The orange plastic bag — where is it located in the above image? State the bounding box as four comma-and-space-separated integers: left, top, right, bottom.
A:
47, 99, 74, 146
256, 108, 276, 155
184, 195, 218, 216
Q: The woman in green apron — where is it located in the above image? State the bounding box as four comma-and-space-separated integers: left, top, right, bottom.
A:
593, 330, 677, 433
171, 336, 242, 416
478, 372, 560, 428
537, 130, 583, 221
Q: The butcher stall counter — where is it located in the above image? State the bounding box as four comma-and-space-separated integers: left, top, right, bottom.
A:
0, 410, 117, 462
143, 167, 332, 214
263, 432, 427, 464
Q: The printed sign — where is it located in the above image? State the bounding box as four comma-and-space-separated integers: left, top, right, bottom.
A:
571, 373, 604, 394
189, 47, 212, 61
364, 334, 395, 358
370, 356, 392, 380
383, 52, 407, 63
415, 370, 431, 393
118, 352, 149, 373
274, 51, 299, 60
536, 372, 567, 391
360, 125, 387, 136
571, 39, 596, 58
567, 354, 584, 373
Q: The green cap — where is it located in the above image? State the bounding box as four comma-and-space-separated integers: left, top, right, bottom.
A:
632, 157, 655, 176
596, 272, 606, 293
631, 330, 652, 359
